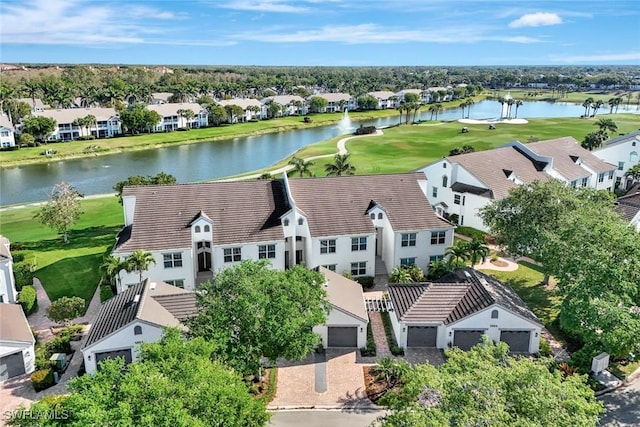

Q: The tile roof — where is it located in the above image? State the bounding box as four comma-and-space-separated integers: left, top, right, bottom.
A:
0, 304, 34, 344
262, 95, 305, 105
217, 98, 262, 109
318, 267, 367, 322
368, 91, 397, 100
36, 107, 119, 124
598, 130, 640, 148
527, 137, 616, 179
615, 187, 640, 222
84, 279, 196, 348
447, 146, 549, 199
388, 268, 541, 325
314, 93, 353, 102
17, 98, 47, 109
115, 180, 288, 252
0, 114, 14, 131
147, 103, 205, 117
287, 173, 451, 237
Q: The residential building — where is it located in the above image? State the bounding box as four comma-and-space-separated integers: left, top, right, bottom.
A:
367, 91, 398, 109
396, 89, 429, 104
420, 137, 617, 231
150, 92, 173, 105
593, 131, 640, 190
147, 103, 209, 131
112, 173, 454, 292
0, 236, 18, 304
615, 184, 640, 231
81, 279, 196, 375
16, 98, 47, 112
35, 108, 122, 141
388, 268, 542, 353
216, 98, 264, 122
0, 114, 16, 148
0, 304, 36, 381
261, 95, 307, 116
312, 93, 356, 112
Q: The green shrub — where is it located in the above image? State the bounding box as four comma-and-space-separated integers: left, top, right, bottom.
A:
456, 226, 488, 241
360, 322, 377, 357
13, 262, 35, 291
45, 334, 72, 355
12, 252, 26, 263
35, 347, 53, 370
100, 285, 114, 302
58, 324, 84, 341
380, 312, 404, 356
30, 368, 55, 391
538, 337, 553, 357
356, 276, 375, 289
19, 285, 38, 315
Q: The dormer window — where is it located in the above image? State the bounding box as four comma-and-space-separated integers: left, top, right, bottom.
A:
298, 218, 304, 225
195, 225, 201, 233
378, 213, 383, 220
443, 162, 447, 169
370, 213, 375, 219
283, 219, 290, 226
204, 225, 210, 232
442, 175, 448, 187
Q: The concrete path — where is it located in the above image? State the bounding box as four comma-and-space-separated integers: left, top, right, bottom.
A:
368, 312, 392, 358
269, 409, 384, 427
599, 374, 640, 426
474, 257, 519, 272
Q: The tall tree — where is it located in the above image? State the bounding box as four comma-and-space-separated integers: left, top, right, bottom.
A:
594, 117, 618, 137
287, 156, 314, 177
463, 239, 489, 268
513, 99, 523, 118
101, 255, 126, 289
34, 182, 84, 243
207, 104, 227, 126
21, 116, 56, 142
324, 153, 356, 176
625, 164, 640, 182
187, 261, 330, 376
582, 97, 595, 117
124, 249, 156, 284
113, 172, 177, 203
46, 296, 85, 325
378, 338, 603, 426
223, 104, 244, 123
308, 96, 328, 113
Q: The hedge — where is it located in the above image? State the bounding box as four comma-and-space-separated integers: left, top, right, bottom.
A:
45, 334, 72, 355
356, 276, 375, 289
360, 321, 377, 357
31, 368, 55, 392
455, 226, 488, 241
100, 285, 114, 302
13, 262, 35, 291
19, 285, 38, 315
380, 312, 404, 356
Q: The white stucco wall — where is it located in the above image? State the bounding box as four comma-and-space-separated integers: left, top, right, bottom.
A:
308, 234, 376, 277
0, 260, 17, 304
82, 321, 164, 375
594, 140, 640, 188
211, 241, 286, 273
391, 228, 453, 273
313, 307, 367, 348
0, 341, 35, 378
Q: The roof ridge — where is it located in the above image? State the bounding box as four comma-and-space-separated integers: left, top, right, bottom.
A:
134, 278, 150, 320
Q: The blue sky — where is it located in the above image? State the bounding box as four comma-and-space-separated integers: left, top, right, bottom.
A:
1, 0, 638, 66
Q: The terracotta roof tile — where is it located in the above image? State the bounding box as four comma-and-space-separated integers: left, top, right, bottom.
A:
527, 137, 616, 179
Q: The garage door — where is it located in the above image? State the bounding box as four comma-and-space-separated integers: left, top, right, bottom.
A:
95, 348, 133, 370
0, 351, 26, 381
500, 331, 531, 353
407, 326, 438, 347
327, 327, 358, 347
453, 330, 485, 351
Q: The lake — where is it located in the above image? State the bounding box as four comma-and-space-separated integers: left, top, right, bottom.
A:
1, 100, 636, 206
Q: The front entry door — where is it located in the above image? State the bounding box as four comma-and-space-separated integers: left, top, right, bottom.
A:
197, 241, 212, 272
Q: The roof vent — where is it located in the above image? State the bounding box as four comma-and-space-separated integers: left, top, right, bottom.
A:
479, 278, 489, 286
463, 271, 471, 278
150, 282, 157, 290
133, 294, 140, 303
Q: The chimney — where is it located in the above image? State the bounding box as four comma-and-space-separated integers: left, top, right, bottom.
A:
150, 282, 157, 290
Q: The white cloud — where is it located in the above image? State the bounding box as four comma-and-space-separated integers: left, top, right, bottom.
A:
551, 52, 640, 63
233, 24, 541, 44
218, 1, 309, 13
508, 12, 563, 28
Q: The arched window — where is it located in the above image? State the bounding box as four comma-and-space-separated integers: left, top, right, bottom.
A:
378, 213, 383, 220
443, 162, 447, 169
298, 218, 304, 225
630, 151, 638, 162
134, 325, 142, 335
194, 225, 201, 233
283, 219, 289, 226
491, 310, 499, 319
442, 175, 448, 187
204, 225, 210, 232
370, 213, 375, 219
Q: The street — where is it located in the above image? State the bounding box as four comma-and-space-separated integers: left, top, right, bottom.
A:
269, 410, 384, 427
599, 379, 640, 426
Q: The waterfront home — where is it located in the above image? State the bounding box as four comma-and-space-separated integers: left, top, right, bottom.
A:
367, 91, 398, 109
216, 98, 264, 122
615, 184, 640, 231
17, 98, 47, 112
420, 137, 617, 231
0, 236, 18, 304
311, 93, 356, 112
261, 95, 307, 116
0, 114, 16, 148
147, 103, 209, 131
35, 107, 122, 141
0, 304, 35, 381
111, 173, 454, 292
593, 131, 640, 190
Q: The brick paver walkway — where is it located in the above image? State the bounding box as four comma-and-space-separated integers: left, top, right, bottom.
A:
368, 312, 392, 358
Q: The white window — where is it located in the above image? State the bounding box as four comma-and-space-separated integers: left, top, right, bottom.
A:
571, 180, 577, 188
283, 219, 289, 226
298, 218, 304, 225
400, 257, 416, 266
491, 310, 499, 319
581, 177, 588, 187
443, 162, 447, 169
322, 264, 337, 272
163, 253, 182, 268
430, 231, 446, 245
429, 255, 444, 262
204, 225, 210, 232
454, 194, 461, 205
378, 213, 383, 220
608, 171, 614, 180
401, 233, 416, 247
432, 187, 438, 198
351, 236, 367, 251
442, 175, 448, 187
258, 244, 276, 259
195, 225, 201, 233
598, 173, 604, 183
351, 262, 367, 276
165, 279, 185, 288
224, 247, 241, 263
370, 213, 375, 220
320, 239, 336, 254
618, 161, 625, 171
631, 151, 638, 162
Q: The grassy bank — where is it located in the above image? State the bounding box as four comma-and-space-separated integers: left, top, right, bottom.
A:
0, 97, 484, 168
0, 197, 123, 306
490, 89, 640, 105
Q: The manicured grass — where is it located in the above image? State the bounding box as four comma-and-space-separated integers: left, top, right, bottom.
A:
0, 196, 123, 306
491, 89, 639, 105
487, 261, 562, 329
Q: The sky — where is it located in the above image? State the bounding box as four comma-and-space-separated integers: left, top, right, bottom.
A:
0, 0, 639, 66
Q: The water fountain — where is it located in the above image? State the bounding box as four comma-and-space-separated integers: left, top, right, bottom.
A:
337, 108, 352, 132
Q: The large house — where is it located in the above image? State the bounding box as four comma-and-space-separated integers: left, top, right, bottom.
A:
216, 99, 264, 122
0, 304, 36, 381
593, 131, 640, 190
388, 268, 542, 353
420, 137, 617, 231
261, 95, 307, 116
147, 103, 209, 131
112, 173, 454, 292
83, 269, 368, 374
615, 184, 640, 231
311, 93, 356, 112
367, 91, 398, 109
35, 108, 122, 141
0, 236, 18, 304
0, 114, 16, 148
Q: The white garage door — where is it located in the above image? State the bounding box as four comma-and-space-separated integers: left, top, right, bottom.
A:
327, 327, 358, 347
0, 351, 26, 381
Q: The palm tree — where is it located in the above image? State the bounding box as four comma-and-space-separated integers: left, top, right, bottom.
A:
582, 97, 594, 117
514, 100, 523, 118
125, 249, 156, 284
287, 156, 314, 177
431, 103, 443, 120
465, 98, 475, 118
72, 117, 84, 138
101, 255, 126, 289
625, 164, 640, 183
84, 114, 96, 138
595, 118, 618, 137
592, 100, 604, 117
445, 243, 469, 265
324, 153, 356, 176
397, 104, 405, 125
497, 97, 506, 118
464, 239, 490, 269
506, 98, 514, 118
460, 101, 467, 118
608, 97, 618, 115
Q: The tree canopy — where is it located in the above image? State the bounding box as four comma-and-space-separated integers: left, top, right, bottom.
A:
34, 182, 84, 243
21, 116, 56, 142
377, 338, 603, 427
186, 261, 330, 375
46, 296, 85, 325
9, 329, 269, 427
113, 172, 176, 203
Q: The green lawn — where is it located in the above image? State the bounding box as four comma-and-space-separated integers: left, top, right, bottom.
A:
490, 89, 639, 105
487, 261, 561, 329
0, 196, 123, 306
